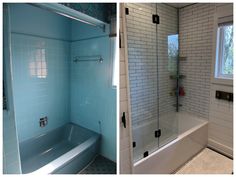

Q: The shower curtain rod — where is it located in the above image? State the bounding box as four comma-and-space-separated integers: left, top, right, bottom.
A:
29, 3, 106, 31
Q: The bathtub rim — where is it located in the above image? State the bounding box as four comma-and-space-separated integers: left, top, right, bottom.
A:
19, 122, 95, 145
133, 116, 208, 167
28, 135, 100, 174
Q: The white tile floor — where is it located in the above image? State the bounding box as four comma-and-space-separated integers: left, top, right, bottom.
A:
176, 148, 233, 174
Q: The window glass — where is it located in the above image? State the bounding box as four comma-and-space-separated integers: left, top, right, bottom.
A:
215, 23, 233, 79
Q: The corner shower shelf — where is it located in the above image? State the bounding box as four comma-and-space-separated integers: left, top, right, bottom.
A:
169, 75, 186, 79
179, 56, 187, 61
169, 92, 185, 97
173, 104, 183, 107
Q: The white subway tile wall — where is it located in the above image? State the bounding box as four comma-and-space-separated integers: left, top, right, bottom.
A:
179, 3, 233, 156
126, 3, 178, 126
126, 3, 158, 126
120, 3, 233, 171
156, 4, 178, 129
120, 3, 179, 172
179, 3, 215, 118
209, 84, 233, 157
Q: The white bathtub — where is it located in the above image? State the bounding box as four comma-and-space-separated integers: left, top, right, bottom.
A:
133, 112, 208, 174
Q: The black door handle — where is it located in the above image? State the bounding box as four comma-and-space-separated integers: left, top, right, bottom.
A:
122, 112, 126, 128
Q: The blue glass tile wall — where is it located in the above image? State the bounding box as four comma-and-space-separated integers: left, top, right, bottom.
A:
70, 36, 116, 162
11, 34, 71, 142
3, 113, 21, 173
10, 3, 71, 40
3, 4, 21, 174
9, 3, 71, 142
7, 3, 116, 165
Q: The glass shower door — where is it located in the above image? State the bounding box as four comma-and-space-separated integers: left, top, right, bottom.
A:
156, 4, 179, 148
125, 3, 159, 162
126, 3, 179, 163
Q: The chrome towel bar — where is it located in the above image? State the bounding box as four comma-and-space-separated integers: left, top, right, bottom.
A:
73, 55, 103, 63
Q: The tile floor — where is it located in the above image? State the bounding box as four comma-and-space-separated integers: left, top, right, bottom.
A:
79, 155, 116, 174
176, 148, 233, 174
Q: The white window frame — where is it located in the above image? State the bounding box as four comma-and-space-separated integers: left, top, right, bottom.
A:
211, 4, 233, 86
111, 36, 118, 88
110, 16, 118, 89
215, 23, 233, 79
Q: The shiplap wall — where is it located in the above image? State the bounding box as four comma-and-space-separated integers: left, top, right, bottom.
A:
120, 4, 132, 174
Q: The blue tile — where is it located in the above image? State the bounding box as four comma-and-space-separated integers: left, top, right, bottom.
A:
11, 34, 70, 142
5, 161, 21, 174
8, 3, 117, 167
70, 36, 116, 161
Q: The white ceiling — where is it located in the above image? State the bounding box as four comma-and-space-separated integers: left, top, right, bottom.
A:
167, 3, 194, 8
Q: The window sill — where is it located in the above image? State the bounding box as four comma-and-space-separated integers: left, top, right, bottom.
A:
211, 77, 233, 86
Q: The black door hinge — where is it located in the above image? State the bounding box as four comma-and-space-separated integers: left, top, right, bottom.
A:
155, 129, 161, 138
143, 151, 149, 158
125, 8, 129, 15
119, 32, 121, 48
121, 112, 126, 128
133, 141, 136, 148
152, 14, 160, 24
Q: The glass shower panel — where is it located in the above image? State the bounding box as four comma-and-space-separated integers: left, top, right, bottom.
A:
156, 4, 179, 147
126, 3, 179, 163
125, 3, 159, 162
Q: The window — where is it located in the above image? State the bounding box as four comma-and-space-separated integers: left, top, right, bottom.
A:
111, 16, 118, 88
29, 48, 47, 79
215, 22, 233, 79
111, 36, 118, 88
168, 34, 178, 75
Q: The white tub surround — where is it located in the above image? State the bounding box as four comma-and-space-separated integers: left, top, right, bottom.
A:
133, 112, 208, 174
